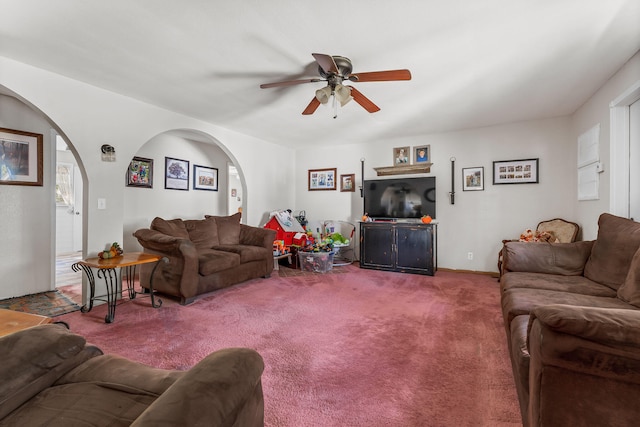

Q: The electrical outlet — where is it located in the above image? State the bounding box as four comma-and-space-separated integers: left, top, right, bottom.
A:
467, 252, 473, 260
97, 198, 107, 210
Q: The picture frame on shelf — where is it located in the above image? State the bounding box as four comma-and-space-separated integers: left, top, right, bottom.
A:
164, 156, 189, 190
413, 145, 430, 164
193, 164, 218, 191
393, 146, 410, 165
493, 158, 539, 185
126, 156, 153, 188
340, 174, 355, 192
462, 166, 484, 191
308, 168, 337, 191
0, 127, 43, 186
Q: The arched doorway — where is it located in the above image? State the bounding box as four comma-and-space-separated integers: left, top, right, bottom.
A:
122, 129, 246, 251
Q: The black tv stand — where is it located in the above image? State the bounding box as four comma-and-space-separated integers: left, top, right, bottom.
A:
359, 221, 437, 275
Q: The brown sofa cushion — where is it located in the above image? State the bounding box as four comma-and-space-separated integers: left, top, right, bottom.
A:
501, 272, 616, 297
198, 249, 241, 275
618, 247, 640, 308
503, 241, 593, 276
213, 244, 271, 263
1, 382, 156, 426
0, 324, 98, 419
150, 217, 189, 239
184, 217, 219, 249
205, 212, 241, 245
584, 214, 640, 290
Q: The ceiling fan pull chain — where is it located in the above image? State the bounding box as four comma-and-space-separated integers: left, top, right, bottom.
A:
332, 91, 338, 119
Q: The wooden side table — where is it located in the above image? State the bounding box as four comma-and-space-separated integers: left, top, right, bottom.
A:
72, 252, 167, 323
0, 309, 52, 337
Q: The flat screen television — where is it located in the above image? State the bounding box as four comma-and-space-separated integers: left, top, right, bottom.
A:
363, 177, 436, 220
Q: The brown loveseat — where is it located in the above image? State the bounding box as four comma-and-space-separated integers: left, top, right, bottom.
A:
134, 213, 276, 305
0, 324, 265, 426
500, 213, 640, 427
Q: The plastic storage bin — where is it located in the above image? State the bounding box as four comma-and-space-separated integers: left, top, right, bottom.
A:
298, 251, 334, 273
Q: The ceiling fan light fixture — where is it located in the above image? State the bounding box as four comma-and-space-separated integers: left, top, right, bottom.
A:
334, 84, 353, 107
315, 86, 332, 104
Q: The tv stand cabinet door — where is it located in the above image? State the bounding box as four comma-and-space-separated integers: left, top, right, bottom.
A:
360, 223, 394, 269
395, 224, 434, 275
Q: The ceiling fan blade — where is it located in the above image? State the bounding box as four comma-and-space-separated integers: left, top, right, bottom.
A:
260, 78, 322, 89
348, 69, 412, 82
312, 53, 339, 74
348, 86, 380, 113
302, 97, 321, 115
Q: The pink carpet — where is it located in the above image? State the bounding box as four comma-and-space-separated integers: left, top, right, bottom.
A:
58, 265, 520, 426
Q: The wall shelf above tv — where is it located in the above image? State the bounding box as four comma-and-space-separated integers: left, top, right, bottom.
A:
373, 163, 432, 176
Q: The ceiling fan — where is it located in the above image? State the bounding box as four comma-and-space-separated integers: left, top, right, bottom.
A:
260, 53, 411, 117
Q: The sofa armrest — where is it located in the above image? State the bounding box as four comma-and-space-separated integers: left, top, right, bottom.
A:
527, 305, 640, 426
529, 304, 640, 348
133, 228, 191, 254
240, 224, 276, 250
133, 228, 200, 301
131, 348, 265, 427
502, 240, 594, 275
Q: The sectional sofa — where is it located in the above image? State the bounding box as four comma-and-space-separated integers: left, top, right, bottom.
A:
500, 213, 640, 427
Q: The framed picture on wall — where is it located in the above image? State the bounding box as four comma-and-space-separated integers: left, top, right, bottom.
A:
340, 174, 355, 192
0, 127, 44, 186
462, 166, 484, 191
126, 156, 153, 188
308, 168, 337, 191
193, 164, 218, 191
493, 158, 539, 185
164, 156, 189, 190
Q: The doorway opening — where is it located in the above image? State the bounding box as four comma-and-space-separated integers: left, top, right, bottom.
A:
610, 80, 640, 219
227, 163, 243, 217
55, 134, 83, 290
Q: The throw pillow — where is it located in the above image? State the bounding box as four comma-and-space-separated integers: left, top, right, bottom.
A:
617, 247, 640, 308
205, 212, 241, 245
584, 213, 640, 290
184, 217, 219, 249
150, 217, 189, 239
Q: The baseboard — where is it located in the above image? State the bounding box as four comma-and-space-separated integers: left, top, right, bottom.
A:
437, 267, 500, 279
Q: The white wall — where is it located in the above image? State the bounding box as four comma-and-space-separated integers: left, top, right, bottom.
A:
0, 55, 293, 300
0, 95, 55, 298
571, 50, 640, 240
294, 116, 575, 272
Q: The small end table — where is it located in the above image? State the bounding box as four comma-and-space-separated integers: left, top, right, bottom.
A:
72, 252, 167, 323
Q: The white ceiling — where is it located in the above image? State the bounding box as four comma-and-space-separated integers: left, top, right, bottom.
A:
1, 1, 639, 148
